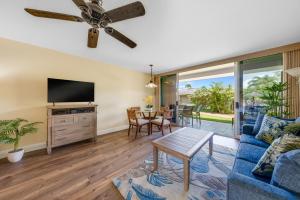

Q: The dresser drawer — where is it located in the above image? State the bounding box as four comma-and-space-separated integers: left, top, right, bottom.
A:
52, 116, 74, 127
77, 115, 94, 125
52, 126, 94, 147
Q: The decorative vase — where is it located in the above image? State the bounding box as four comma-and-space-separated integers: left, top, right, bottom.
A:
7, 149, 24, 163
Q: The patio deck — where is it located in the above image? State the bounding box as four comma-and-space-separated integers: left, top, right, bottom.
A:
182, 119, 234, 138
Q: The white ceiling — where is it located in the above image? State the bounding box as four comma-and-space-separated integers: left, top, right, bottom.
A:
1, 0, 300, 74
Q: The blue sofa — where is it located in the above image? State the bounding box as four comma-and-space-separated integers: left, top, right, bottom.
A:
227, 117, 300, 200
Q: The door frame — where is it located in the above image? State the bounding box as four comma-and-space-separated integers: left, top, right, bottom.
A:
157, 73, 180, 125
234, 62, 242, 138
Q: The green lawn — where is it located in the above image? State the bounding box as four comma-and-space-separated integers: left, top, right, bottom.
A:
193, 113, 233, 124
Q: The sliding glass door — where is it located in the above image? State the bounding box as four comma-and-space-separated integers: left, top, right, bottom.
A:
160, 74, 179, 123
235, 54, 283, 135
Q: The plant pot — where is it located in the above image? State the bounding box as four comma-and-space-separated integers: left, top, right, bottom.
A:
7, 149, 24, 163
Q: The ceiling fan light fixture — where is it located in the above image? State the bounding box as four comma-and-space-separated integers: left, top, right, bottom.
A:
146, 64, 157, 88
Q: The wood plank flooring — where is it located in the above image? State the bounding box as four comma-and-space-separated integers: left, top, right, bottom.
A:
0, 127, 239, 200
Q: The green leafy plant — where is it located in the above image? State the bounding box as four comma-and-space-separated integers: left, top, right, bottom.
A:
0, 118, 42, 152
243, 74, 281, 104
185, 83, 192, 89
260, 82, 289, 118
190, 86, 210, 110
284, 123, 300, 136
190, 82, 234, 114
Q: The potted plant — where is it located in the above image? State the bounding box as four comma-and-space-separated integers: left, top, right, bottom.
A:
0, 118, 42, 163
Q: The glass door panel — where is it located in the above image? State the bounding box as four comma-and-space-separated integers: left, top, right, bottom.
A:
160, 74, 178, 123
236, 54, 283, 134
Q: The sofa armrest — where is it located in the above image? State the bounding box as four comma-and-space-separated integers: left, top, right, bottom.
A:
242, 124, 254, 135
227, 172, 297, 200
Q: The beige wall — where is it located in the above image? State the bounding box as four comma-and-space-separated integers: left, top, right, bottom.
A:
0, 38, 153, 152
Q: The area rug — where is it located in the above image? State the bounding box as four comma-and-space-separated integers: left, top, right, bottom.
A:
112, 144, 236, 200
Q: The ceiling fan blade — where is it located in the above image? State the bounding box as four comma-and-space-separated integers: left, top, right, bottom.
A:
72, 0, 89, 11
104, 1, 145, 23
88, 28, 99, 48
24, 8, 84, 22
105, 27, 136, 48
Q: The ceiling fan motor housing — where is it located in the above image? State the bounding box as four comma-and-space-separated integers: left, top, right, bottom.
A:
81, 2, 106, 28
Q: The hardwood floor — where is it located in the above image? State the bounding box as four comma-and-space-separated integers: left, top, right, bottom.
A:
0, 127, 239, 200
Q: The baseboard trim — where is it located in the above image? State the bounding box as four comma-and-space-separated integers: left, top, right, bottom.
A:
0, 125, 128, 159
97, 125, 128, 136
0, 142, 46, 159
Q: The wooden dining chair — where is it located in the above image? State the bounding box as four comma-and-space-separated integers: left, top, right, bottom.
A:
150, 111, 172, 136
160, 106, 173, 121
129, 106, 142, 118
127, 109, 149, 139
129, 106, 141, 111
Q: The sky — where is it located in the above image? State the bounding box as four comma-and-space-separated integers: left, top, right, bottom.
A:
179, 69, 281, 89
179, 76, 234, 89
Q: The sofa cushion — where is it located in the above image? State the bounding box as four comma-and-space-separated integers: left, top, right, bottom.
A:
252, 134, 300, 178
236, 143, 267, 163
271, 150, 300, 194
240, 134, 269, 148
233, 158, 270, 183
242, 124, 254, 135
252, 112, 265, 135
256, 115, 292, 144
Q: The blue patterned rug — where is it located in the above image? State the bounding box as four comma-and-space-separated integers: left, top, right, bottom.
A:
113, 144, 236, 200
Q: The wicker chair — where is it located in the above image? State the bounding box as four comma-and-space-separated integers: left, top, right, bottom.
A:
159, 106, 173, 121
127, 109, 149, 139
150, 111, 172, 135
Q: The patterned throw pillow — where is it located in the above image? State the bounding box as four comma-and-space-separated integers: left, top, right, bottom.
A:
252, 134, 300, 177
255, 115, 292, 144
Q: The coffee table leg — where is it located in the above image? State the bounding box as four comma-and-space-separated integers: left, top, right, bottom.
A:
184, 159, 190, 191
153, 146, 158, 171
209, 136, 213, 156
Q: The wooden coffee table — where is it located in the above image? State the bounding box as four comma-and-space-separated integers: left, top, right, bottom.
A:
152, 127, 214, 191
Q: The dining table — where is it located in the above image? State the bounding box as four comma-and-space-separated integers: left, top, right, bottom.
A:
137, 109, 160, 120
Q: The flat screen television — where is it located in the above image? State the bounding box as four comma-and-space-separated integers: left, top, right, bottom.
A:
48, 78, 94, 103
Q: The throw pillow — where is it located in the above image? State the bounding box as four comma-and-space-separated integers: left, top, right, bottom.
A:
252, 112, 265, 135
284, 123, 300, 136
255, 115, 292, 144
252, 134, 300, 178
271, 149, 300, 194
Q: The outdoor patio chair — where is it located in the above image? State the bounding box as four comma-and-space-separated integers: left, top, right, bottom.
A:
194, 105, 202, 125
179, 105, 195, 127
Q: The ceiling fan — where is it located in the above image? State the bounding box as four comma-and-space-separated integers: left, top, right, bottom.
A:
24, 0, 145, 48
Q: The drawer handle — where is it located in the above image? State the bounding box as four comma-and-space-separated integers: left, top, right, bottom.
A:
82, 125, 90, 128
60, 120, 66, 123
57, 129, 66, 131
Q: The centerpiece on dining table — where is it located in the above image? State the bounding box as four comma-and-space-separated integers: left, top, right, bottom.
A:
144, 96, 154, 112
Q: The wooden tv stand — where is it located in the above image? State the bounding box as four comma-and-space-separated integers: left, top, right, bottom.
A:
47, 104, 97, 154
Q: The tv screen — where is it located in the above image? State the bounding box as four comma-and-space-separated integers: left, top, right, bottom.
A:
48, 78, 94, 103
